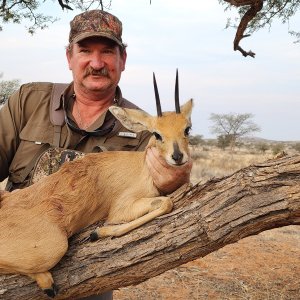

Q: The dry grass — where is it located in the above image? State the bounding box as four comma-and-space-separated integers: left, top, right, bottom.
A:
190, 145, 270, 184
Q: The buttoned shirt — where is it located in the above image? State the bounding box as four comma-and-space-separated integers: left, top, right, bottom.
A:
0, 82, 151, 189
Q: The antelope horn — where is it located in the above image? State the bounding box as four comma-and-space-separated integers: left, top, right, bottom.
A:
153, 72, 162, 117
175, 69, 180, 114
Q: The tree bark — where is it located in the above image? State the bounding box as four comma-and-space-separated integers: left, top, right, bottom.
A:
0, 154, 299, 299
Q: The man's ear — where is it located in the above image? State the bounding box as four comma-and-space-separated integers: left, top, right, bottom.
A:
66, 48, 72, 70
109, 106, 151, 132
121, 48, 127, 72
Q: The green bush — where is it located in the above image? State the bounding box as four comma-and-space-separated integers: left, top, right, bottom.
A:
271, 143, 285, 155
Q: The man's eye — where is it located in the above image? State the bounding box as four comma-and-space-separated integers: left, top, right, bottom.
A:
153, 132, 162, 141
79, 48, 90, 53
103, 49, 115, 54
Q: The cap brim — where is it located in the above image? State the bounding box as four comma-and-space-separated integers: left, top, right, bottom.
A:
71, 32, 123, 47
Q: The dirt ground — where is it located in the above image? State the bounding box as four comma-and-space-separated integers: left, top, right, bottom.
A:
114, 226, 300, 300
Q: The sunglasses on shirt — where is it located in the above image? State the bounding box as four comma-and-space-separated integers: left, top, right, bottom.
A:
64, 114, 116, 137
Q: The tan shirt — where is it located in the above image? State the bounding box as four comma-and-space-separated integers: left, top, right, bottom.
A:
0, 82, 151, 189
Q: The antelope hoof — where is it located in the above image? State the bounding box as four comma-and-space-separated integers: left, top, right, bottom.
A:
44, 284, 58, 298
90, 230, 99, 242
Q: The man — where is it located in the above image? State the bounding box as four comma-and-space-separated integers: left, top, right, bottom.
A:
0, 10, 191, 299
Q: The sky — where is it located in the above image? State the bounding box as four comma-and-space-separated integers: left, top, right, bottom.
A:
0, 0, 299, 141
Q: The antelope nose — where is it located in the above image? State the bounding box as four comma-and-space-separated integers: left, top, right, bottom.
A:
172, 151, 183, 164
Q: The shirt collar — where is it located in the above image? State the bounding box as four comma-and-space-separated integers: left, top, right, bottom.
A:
61, 83, 121, 136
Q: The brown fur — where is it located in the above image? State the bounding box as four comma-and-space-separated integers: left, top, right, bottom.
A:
0, 99, 193, 296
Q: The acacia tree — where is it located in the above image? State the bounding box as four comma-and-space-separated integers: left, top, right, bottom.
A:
0, 75, 20, 105
210, 112, 260, 150
0, 0, 299, 56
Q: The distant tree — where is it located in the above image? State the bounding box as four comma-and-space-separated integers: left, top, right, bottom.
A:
204, 139, 217, 147
189, 134, 204, 146
210, 112, 260, 151
0, 77, 21, 105
217, 134, 232, 150
256, 142, 270, 154
271, 143, 285, 155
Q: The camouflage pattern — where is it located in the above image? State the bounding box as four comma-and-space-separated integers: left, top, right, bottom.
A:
69, 10, 124, 47
31, 148, 85, 185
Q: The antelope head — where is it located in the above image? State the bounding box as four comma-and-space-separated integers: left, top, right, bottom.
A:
109, 70, 193, 166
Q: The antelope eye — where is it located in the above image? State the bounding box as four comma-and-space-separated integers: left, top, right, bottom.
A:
184, 126, 191, 137
153, 132, 162, 141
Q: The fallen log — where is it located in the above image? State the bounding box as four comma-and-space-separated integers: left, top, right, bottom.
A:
0, 154, 299, 299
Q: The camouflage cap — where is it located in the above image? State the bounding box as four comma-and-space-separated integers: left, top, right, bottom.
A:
69, 10, 124, 47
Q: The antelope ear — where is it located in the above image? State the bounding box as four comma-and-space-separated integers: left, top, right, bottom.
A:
109, 106, 152, 132
180, 99, 193, 119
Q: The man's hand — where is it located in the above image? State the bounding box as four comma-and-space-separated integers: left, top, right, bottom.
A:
146, 147, 193, 195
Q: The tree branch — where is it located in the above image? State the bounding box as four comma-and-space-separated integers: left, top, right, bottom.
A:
258, 0, 290, 30
0, 154, 299, 299
57, 0, 73, 11
224, 0, 264, 57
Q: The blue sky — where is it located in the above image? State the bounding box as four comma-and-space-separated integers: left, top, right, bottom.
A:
1, 0, 299, 141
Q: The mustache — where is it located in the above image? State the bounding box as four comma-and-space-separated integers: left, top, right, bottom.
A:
84, 67, 109, 78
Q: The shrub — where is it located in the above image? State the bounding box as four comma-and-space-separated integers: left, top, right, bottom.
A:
189, 135, 204, 146
271, 143, 285, 155
256, 142, 269, 153
217, 135, 232, 150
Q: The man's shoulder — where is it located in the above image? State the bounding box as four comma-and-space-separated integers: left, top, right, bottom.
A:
121, 98, 140, 110
20, 82, 55, 92
7, 82, 55, 108
9, 82, 68, 124
17, 82, 68, 108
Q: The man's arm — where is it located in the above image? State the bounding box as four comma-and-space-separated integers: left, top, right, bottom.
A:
0, 90, 22, 182
145, 147, 192, 195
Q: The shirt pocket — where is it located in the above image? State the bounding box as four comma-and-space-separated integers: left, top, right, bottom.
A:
9, 124, 54, 183
104, 134, 141, 151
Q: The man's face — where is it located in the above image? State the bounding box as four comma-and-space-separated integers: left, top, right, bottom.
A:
66, 37, 127, 96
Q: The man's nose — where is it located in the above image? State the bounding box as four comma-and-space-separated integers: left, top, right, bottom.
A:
89, 53, 105, 70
